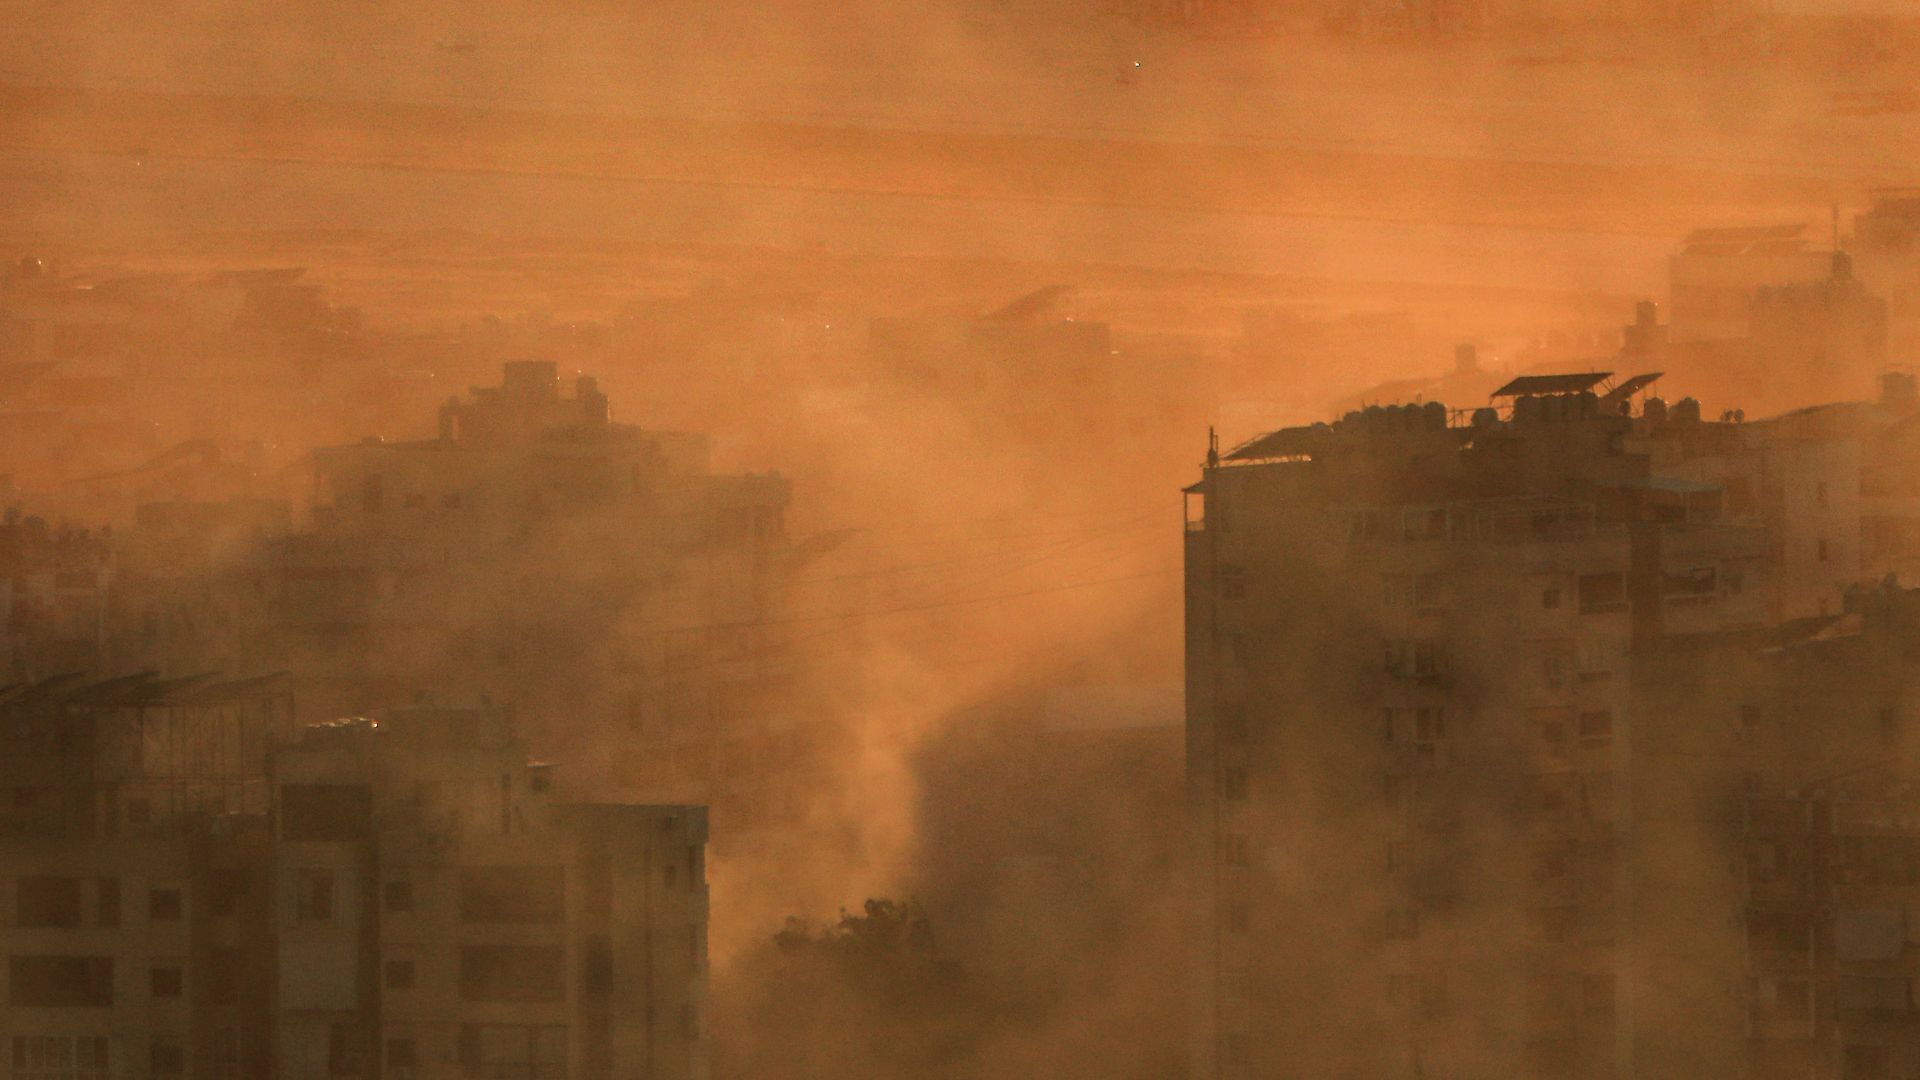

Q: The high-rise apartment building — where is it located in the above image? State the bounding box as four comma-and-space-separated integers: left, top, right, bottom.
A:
1185, 374, 1920, 1078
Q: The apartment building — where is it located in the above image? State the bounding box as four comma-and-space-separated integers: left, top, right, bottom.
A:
269, 705, 709, 1080
1184, 374, 1920, 1079
260, 361, 800, 846
0, 676, 710, 1080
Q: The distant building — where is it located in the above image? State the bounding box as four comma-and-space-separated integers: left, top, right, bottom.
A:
1670, 224, 1834, 345
1184, 374, 1920, 1078
269, 362, 801, 848
0, 677, 709, 1080
1, 513, 113, 682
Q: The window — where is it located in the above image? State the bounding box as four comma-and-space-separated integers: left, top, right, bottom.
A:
1382, 573, 1412, 609
1844, 1045, 1889, 1080
281, 785, 372, 841
1383, 707, 1397, 744
328, 1025, 364, 1076
1818, 538, 1831, 563
1224, 901, 1249, 933
149, 887, 183, 921
1221, 767, 1248, 802
385, 960, 416, 990
362, 474, 384, 513
1741, 704, 1762, 730
207, 870, 249, 917
1414, 707, 1446, 742
207, 949, 243, 1005
384, 880, 415, 913
10, 957, 114, 1006
1665, 567, 1717, 599
1541, 586, 1562, 610
442, 491, 464, 510
151, 1038, 185, 1076
1223, 1032, 1249, 1066
387, 1039, 417, 1074
456, 1025, 567, 1080
16, 877, 83, 928
459, 946, 566, 1004
296, 871, 335, 922
151, 966, 183, 998
211, 1029, 239, 1080
1386, 907, 1419, 939
664, 863, 678, 890
1413, 573, 1442, 612
126, 797, 152, 825
97, 878, 119, 928
1881, 706, 1902, 748
1220, 834, 1251, 868
460, 867, 565, 924
1576, 572, 1627, 614
1816, 481, 1830, 507
1578, 711, 1613, 742
403, 493, 426, 509
1219, 565, 1247, 601
1218, 703, 1249, 744
10, 1036, 109, 1080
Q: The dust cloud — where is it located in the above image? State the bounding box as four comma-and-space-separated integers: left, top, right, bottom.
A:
3, 1, 1918, 1078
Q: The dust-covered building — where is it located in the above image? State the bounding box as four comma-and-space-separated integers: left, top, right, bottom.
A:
266, 360, 805, 845
1184, 373, 1920, 1078
0, 677, 710, 1080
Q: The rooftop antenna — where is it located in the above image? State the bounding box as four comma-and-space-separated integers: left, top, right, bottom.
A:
1206, 427, 1219, 469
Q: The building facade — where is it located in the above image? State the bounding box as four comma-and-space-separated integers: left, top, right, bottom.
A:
1185, 376, 1920, 1078
0, 677, 709, 1080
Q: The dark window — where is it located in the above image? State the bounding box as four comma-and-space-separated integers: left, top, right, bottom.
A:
280, 785, 372, 842
1741, 704, 1762, 729
387, 1040, 416, 1069
384, 961, 416, 990
328, 1025, 364, 1076
296, 872, 334, 921
207, 870, 249, 917
1225, 902, 1249, 933
150, 966, 183, 998
1221, 767, 1248, 801
459, 946, 566, 1004
1578, 711, 1613, 741
1577, 572, 1627, 614
1844, 1045, 1890, 1080
11, 1036, 109, 1078
1818, 538, 1831, 563
458, 867, 565, 924
384, 880, 414, 913
1220, 834, 1251, 868
149, 888, 183, 921
207, 949, 243, 1005
1217, 703, 1249, 744
16, 877, 83, 928
9, 956, 114, 1007
151, 1038, 184, 1075
97, 878, 119, 928
663, 863, 678, 890
1541, 586, 1562, 609
126, 798, 152, 825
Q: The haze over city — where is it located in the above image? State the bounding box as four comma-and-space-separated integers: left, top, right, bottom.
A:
4, 2, 1920, 1078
